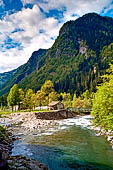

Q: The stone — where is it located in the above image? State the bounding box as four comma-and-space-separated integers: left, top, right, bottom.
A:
0, 160, 9, 170
17, 166, 27, 170
107, 136, 113, 141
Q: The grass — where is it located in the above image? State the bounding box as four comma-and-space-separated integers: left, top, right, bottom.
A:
0, 109, 54, 117
0, 110, 12, 117
32, 109, 50, 112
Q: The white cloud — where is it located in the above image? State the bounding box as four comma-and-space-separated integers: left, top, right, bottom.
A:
0, 0, 112, 73
102, 3, 113, 14
0, 4, 61, 73
0, 0, 4, 7
21, 0, 35, 6
37, 0, 112, 22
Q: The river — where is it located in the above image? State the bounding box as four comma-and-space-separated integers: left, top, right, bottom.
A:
9, 115, 113, 170
9, 116, 113, 170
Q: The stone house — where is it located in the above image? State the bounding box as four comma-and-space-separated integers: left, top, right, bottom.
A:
48, 101, 64, 110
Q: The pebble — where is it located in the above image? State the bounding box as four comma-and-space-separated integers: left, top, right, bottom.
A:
91, 125, 113, 147
0, 126, 49, 170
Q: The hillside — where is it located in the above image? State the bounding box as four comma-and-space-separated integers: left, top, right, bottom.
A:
0, 13, 113, 96
0, 49, 48, 96
0, 69, 17, 87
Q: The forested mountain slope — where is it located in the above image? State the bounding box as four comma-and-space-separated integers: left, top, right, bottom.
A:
0, 69, 17, 87
19, 13, 113, 95
0, 13, 113, 96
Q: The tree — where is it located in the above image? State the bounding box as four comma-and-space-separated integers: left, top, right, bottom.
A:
7, 84, 20, 111
91, 64, 113, 130
72, 93, 77, 107
81, 90, 94, 108
41, 80, 54, 95
41, 80, 55, 104
18, 88, 24, 110
81, 90, 90, 100
18, 89, 24, 102
24, 89, 34, 111
61, 92, 72, 108
36, 90, 46, 109
73, 97, 84, 108
49, 91, 59, 103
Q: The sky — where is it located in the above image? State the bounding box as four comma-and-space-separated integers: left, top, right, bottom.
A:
0, 0, 113, 73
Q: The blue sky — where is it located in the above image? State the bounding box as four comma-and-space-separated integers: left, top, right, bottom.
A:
0, 0, 113, 73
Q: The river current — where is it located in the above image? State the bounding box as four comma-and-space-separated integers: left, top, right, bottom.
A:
11, 115, 113, 170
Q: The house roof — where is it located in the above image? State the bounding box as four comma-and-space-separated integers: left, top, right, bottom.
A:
48, 101, 60, 107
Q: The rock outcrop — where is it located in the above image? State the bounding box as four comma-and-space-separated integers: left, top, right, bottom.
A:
35, 109, 76, 120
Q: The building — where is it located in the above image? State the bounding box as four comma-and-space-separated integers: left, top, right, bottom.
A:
48, 101, 64, 110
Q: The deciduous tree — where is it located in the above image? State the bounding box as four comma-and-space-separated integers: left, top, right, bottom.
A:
24, 89, 34, 111
41, 80, 54, 95
7, 84, 20, 111
36, 90, 46, 109
49, 91, 59, 103
91, 64, 113, 130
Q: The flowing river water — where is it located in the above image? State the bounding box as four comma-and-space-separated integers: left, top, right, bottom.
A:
4, 115, 113, 170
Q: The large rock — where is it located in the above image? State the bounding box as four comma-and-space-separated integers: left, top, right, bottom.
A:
35, 109, 76, 120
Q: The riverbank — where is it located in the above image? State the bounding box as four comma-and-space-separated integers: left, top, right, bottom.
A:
0, 125, 49, 169
0, 126, 13, 169
90, 125, 113, 148
8, 114, 113, 170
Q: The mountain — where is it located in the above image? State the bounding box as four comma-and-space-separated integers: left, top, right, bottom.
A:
0, 49, 48, 96
0, 13, 113, 97
0, 69, 17, 87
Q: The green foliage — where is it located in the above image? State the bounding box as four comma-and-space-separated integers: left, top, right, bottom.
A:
24, 89, 35, 111
18, 88, 24, 103
0, 69, 16, 87
72, 97, 84, 108
0, 93, 8, 108
72, 90, 95, 108
36, 90, 46, 107
91, 64, 113, 130
7, 84, 20, 111
61, 92, 72, 108
41, 80, 54, 95
0, 110, 12, 117
81, 90, 91, 100
49, 91, 59, 103
81, 90, 94, 108
101, 43, 113, 70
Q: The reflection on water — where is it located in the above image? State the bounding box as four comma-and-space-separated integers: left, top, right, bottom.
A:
11, 116, 113, 170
